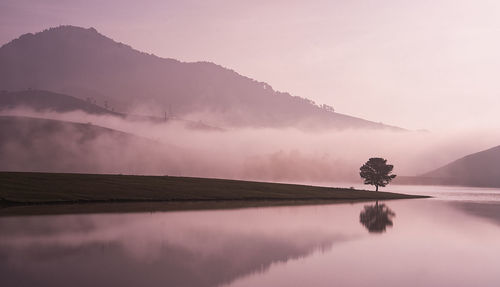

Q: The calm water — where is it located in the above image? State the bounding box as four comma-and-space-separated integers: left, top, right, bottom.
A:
2, 185, 500, 287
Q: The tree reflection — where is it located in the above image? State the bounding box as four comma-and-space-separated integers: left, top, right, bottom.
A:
359, 201, 396, 233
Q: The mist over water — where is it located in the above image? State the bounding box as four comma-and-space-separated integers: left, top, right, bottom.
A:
2, 108, 499, 185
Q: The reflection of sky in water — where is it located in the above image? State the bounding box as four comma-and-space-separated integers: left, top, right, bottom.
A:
1, 186, 500, 287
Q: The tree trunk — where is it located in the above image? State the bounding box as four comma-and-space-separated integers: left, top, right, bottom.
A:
375, 185, 379, 192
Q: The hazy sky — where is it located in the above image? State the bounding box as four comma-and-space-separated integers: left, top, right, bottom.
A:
1, 0, 500, 131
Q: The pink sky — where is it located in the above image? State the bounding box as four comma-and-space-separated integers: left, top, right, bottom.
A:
1, 0, 500, 131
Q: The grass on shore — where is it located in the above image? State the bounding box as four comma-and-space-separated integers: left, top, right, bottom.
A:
0, 172, 426, 205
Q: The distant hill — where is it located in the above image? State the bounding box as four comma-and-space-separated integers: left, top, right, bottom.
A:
0, 90, 224, 131
0, 25, 402, 130
0, 116, 182, 174
0, 115, 133, 142
397, 145, 500, 188
0, 89, 120, 115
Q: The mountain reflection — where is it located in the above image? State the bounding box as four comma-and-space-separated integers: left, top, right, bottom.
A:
359, 201, 396, 233
0, 206, 357, 287
452, 201, 500, 227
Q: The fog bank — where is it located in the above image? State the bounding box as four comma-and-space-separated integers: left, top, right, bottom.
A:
1, 108, 499, 186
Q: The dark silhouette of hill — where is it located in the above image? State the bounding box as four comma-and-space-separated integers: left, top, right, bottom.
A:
0, 26, 402, 130
0, 90, 224, 131
0, 115, 135, 143
421, 145, 500, 187
0, 90, 120, 115
397, 145, 500, 187
0, 115, 183, 174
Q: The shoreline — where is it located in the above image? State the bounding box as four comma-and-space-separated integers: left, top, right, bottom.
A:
0, 198, 425, 217
0, 171, 429, 216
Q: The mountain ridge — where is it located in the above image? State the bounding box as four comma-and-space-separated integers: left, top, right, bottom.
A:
396, 145, 500, 188
0, 25, 403, 130
421, 145, 500, 187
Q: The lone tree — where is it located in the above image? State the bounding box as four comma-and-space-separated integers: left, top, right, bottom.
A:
359, 157, 396, 191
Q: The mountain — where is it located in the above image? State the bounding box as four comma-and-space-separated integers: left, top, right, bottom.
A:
0, 25, 402, 130
421, 145, 500, 187
397, 145, 500, 187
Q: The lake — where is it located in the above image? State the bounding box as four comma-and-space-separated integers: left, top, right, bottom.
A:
1, 184, 500, 287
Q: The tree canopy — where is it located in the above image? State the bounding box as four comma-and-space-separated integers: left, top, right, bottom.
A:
359, 157, 396, 191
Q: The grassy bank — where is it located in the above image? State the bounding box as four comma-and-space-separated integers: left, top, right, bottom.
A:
0, 172, 427, 215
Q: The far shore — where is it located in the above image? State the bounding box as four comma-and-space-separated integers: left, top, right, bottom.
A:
0, 171, 428, 216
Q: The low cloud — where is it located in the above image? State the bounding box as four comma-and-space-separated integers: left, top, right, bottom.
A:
1, 108, 499, 186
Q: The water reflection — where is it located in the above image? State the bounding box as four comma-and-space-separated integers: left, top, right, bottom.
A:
0, 205, 361, 287
3, 194, 500, 287
359, 201, 396, 233
452, 201, 500, 227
